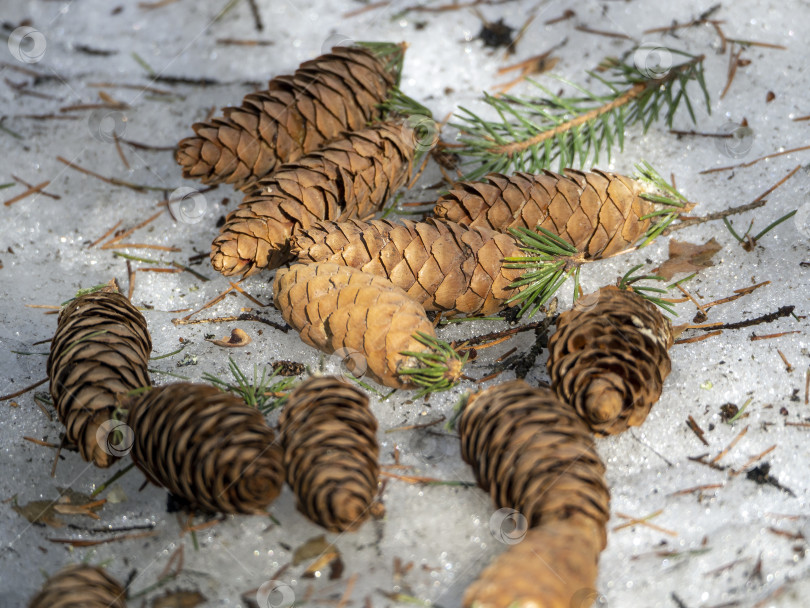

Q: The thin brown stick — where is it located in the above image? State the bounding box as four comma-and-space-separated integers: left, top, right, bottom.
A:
11, 175, 60, 200
710, 426, 748, 464
674, 330, 722, 345
23, 436, 61, 448
750, 331, 801, 342
88, 221, 123, 248
702, 281, 770, 310
57, 156, 164, 192
700, 147, 810, 174
730, 445, 777, 476
668, 483, 724, 497
574, 25, 633, 40
1, 377, 48, 401
686, 415, 709, 446
113, 133, 130, 169
126, 260, 135, 300
100, 209, 165, 248
3, 180, 50, 207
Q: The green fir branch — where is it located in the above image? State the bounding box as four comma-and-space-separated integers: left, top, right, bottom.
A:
398, 332, 468, 397
453, 48, 709, 179
618, 264, 677, 315
203, 357, 297, 414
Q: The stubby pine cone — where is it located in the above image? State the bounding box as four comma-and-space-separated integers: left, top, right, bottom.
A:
459, 380, 610, 543
273, 263, 439, 389
462, 514, 604, 608
291, 217, 524, 316
127, 383, 284, 514
547, 285, 674, 435
279, 376, 379, 532
177, 44, 403, 190
47, 289, 151, 468
212, 122, 414, 276
433, 169, 656, 260
28, 564, 127, 608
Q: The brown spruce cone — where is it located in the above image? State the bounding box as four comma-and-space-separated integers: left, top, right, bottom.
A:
47, 289, 151, 468
462, 514, 603, 608
459, 380, 610, 543
547, 285, 674, 436
28, 564, 127, 608
291, 217, 524, 316
211, 121, 414, 276
273, 263, 439, 389
177, 44, 402, 190
433, 169, 656, 260
279, 376, 379, 532
128, 383, 284, 514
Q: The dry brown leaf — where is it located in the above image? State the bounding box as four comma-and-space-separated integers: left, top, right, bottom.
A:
207, 327, 251, 348
11, 488, 102, 528
292, 535, 336, 566
654, 238, 722, 280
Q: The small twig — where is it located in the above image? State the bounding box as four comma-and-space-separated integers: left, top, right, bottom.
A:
700, 147, 810, 174
3, 180, 50, 207
686, 415, 709, 446
710, 426, 748, 464
668, 483, 724, 497
0, 378, 49, 401
674, 330, 722, 345
574, 24, 633, 40
11, 175, 60, 200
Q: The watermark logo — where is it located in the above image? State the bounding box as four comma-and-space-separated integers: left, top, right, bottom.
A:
256, 580, 295, 608
633, 44, 672, 79
95, 420, 134, 457
489, 507, 528, 545
88, 109, 128, 143
408, 430, 451, 464
321, 33, 355, 55
715, 121, 754, 158
168, 187, 207, 224
399, 114, 440, 154
8, 27, 47, 64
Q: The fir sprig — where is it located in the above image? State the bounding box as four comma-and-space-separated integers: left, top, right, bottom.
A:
203, 357, 297, 414
453, 48, 709, 179
503, 227, 585, 318
399, 332, 469, 397
633, 160, 691, 247
618, 264, 677, 315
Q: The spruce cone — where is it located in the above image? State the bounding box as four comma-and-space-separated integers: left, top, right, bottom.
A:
279, 376, 379, 532
462, 514, 603, 608
28, 564, 127, 608
47, 290, 151, 468
128, 383, 284, 514
291, 217, 524, 316
459, 380, 610, 542
212, 122, 414, 276
177, 44, 402, 190
547, 286, 673, 436
273, 263, 437, 389
433, 169, 656, 260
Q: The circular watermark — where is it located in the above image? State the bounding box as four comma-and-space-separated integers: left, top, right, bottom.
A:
399, 114, 440, 154
8, 26, 47, 64
488, 507, 528, 545
330, 346, 368, 379
572, 289, 601, 314
715, 121, 754, 158
570, 588, 608, 608
168, 187, 207, 224
321, 33, 355, 55
95, 419, 134, 457
88, 108, 127, 143
256, 580, 295, 608
795, 200, 810, 239
633, 44, 672, 79
408, 430, 451, 464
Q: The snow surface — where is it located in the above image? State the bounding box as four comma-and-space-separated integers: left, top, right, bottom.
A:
1, 0, 809, 607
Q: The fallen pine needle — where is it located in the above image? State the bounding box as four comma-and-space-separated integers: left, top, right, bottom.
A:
710, 426, 748, 464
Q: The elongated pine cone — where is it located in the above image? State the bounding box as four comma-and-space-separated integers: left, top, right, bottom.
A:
459, 380, 610, 541
433, 169, 656, 260
177, 44, 403, 190
28, 564, 127, 608
128, 383, 284, 514
291, 217, 524, 316
547, 286, 674, 435
279, 376, 379, 532
273, 263, 438, 389
47, 290, 151, 468
212, 122, 414, 276
462, 514, 604, 608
